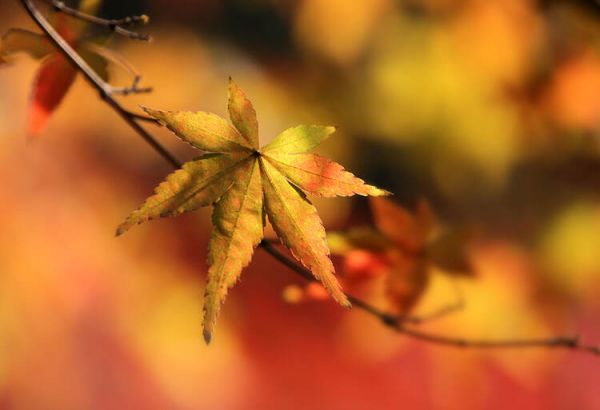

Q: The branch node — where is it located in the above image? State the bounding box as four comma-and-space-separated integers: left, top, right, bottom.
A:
380, 313, 399, 327
559, 336, 579, 348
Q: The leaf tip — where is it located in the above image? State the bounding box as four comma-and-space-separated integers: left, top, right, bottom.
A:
140, 105, 167, 126
139, 104, 152, 114
362, 185, 393, 197
374, 188, 393, 197
115, 223, 128, 237
140, 105, 159, 117
203, 329, 213, 345
228, 76, 237, 91
115, 216, 138, 236
228, 76, 242, 96
28, 101, 50, 138
327, 282, 352, 309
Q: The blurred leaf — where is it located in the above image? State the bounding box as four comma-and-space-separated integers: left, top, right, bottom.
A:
0, 28, 53, 62
28, 52, 78, 137
326, 198, 473, 314
371, 197, 435, 252
427, 228, 473, 275
328, 227, 390, 253
385, 251, 429, 314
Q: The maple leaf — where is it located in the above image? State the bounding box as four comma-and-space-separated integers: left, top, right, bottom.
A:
0, 1, 110, 136
117, 79, 389, 343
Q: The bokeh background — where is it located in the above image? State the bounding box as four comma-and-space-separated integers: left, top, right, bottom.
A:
1, 0, 599, 409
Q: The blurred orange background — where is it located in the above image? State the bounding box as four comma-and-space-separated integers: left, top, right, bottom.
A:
0, 0, 599, 409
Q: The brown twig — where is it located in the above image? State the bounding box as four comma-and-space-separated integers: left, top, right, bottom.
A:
19, 0, 600, 356
45, 0, 152, 41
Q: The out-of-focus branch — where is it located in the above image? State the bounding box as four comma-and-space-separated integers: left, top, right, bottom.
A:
261, 240, 600, 356
45, 0, 152, 41
19, 0, 600, 357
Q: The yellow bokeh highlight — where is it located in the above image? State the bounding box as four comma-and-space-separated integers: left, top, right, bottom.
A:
295, 0, 392, 65
541, 202, 600, 301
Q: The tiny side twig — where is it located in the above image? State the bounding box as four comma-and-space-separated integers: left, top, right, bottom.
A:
45, 0, 152, 41
83, 43, 154, 96
19, 0, 600, 357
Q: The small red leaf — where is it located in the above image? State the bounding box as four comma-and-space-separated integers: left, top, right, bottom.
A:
28, 55, 77, 137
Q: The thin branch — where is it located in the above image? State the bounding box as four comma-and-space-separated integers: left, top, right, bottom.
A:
260, 240, 600, 356
20, 0, 181, 169
20, 0, 600, 357
45, 0, 152, 41
108, 82, 153, 96
395, 327, 599, 355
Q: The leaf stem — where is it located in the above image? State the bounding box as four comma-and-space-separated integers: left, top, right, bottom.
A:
19, 0, 599, 357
